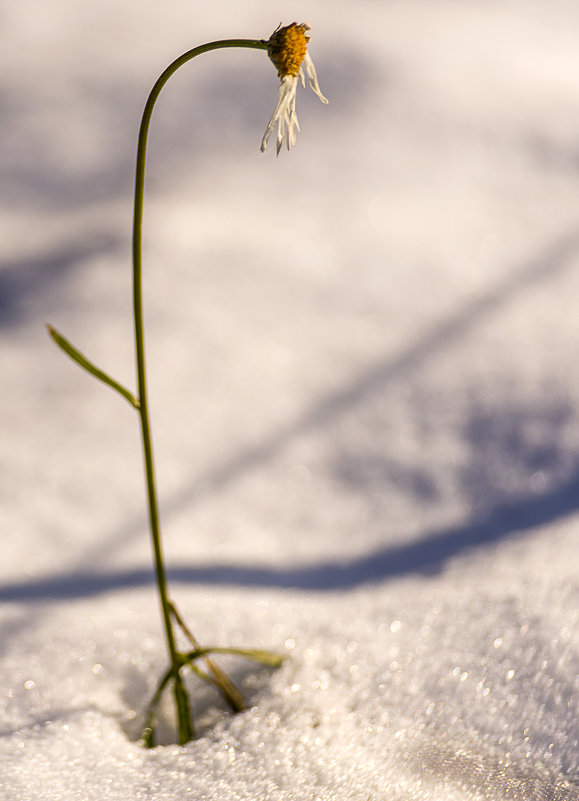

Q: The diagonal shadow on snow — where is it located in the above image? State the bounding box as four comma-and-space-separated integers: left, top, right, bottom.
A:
0, 465, 577, 601
2, 230, 579, 603
60, 226, 579, 577
0, 234, 120, 328
142, 229, 579, 529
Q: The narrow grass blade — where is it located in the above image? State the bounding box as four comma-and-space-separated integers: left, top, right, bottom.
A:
169, 604, 246, 712
188, 646, 286, 669
170, 603, 284, 715
140, 662, 195, 747
47, 324, 140, 409
181, 646, 285, 712
141, 666, 173, 747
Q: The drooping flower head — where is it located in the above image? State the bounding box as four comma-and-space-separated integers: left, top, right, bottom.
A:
261, 23, 328, 155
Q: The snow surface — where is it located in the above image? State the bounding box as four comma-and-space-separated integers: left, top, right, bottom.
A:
2, 0, 579, 798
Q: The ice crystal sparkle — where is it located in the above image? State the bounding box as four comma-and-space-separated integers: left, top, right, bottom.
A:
261, 23, 328, 156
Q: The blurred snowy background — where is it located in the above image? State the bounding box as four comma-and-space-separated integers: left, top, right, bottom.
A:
1, 1, 579, 798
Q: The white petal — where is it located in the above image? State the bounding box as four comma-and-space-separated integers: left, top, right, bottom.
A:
261, 75, 300, 155
303, 52, 329, 104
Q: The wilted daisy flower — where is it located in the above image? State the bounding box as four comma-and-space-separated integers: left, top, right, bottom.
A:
261, 23, 328, 155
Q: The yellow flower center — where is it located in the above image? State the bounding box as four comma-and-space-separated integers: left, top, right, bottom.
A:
267, 23, 310, 78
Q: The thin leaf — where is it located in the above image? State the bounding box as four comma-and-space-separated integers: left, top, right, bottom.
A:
169, 603, 246, 712
140, 658, 195, 747
140, 665, 173, 748
47, 324, 139, 409
183, 646, 286, 670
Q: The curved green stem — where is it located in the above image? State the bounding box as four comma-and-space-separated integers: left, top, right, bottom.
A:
132, 38, 268, 746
